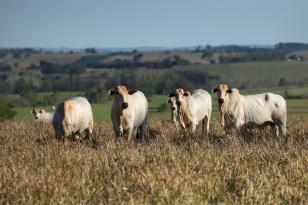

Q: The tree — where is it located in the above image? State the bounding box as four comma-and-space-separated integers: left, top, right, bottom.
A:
278, 78, 288, 87
201, 51, 213, 59
14, 78, 36, 95
85, 48, 97, 54
132, 53, 143, 63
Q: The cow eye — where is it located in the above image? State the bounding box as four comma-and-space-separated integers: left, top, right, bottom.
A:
39, 110, 42, 113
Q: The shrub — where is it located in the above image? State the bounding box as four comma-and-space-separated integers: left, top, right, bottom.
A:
0, 100, 16, 120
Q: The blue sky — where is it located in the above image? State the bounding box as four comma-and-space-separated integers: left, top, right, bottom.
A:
0, 0, 307, 48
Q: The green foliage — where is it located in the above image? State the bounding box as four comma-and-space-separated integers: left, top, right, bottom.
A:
275, 42, 308, 51
14, 78, 37, 95
85, 88, 108, 103
157, 102, 168, 112
88, 55, 190, 69
218, 51, 287, 64
39, 61, 86, 75
0, 99, 16, 120
84, 48, 97, 53
0, 63, 12, 71
72, 55, 108, 67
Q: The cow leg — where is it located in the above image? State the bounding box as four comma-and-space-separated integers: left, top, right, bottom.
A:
139, 118, 147, 142
74, 132, 81, 142
207, 110, 212, 134
203, 115, 210, 135
272, 125, 279, 136
127, 126, 134, 141
57, 133, 65, 142
278, 124, 287, 136
191, 122, 197, 134
85, 127, 93, 141
113, 127, 121, 141
273, 118, 287, 136
201, 118, 205, 133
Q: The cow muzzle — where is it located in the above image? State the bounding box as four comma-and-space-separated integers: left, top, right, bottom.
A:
218, 98, 224, 104
172, 107, 176, 110
122, 102, 128, 109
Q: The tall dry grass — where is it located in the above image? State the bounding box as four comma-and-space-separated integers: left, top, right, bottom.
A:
1, 118, 308, 204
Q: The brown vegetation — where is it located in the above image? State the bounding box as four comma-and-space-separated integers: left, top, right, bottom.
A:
1, 118, 308, 204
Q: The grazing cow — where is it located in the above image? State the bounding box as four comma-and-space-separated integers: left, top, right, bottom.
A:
31, 107, 54, 123
212, 84, 287, 135
167, 95, 179, 128
109, 85, 148, 142
52, 97, 93, 140
169, 88, 212, 134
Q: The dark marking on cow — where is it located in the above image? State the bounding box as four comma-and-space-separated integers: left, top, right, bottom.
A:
264, 94, 269, 102
275, 103, 279, 108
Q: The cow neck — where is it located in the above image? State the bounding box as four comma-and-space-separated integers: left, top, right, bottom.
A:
222, 92, 242, 121
219, 95, 231, 126
178, 98, 190, 127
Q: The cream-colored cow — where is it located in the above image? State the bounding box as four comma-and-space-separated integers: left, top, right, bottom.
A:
169, 88, 212, 134
31, 107, 54, 123
212, 84, 287, 135
52, 97, 93, 140
109, 85, 148, 142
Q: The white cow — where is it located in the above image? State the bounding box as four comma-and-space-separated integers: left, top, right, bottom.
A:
52, 97, 93, 140
169, 88, 212, 134
212, 84, 287, 135
167, 95, 179, 129
31, 107, 54, 123
109, 85, 148, 142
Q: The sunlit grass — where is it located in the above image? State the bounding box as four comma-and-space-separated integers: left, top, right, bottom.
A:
1, 118, 308, 204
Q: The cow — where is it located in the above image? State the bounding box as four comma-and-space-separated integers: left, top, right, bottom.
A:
212, 84, 287, 136
167, 95, 179, 129
31, 107, 54, 123
109, 85, 148, 142
52, 97, 93, 140
169, 88, 212, 134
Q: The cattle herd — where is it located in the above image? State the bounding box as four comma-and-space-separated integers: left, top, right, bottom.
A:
31, 83, 288, 142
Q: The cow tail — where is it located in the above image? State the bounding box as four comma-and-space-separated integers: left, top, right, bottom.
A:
62, 101, 72, 136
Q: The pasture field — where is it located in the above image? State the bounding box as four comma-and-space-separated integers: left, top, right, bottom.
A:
1, 118, 308, 204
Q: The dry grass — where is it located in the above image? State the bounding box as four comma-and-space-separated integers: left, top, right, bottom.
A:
1, 118, 308, 204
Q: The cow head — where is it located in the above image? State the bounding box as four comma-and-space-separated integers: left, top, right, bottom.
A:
167, 95, 178, 121
31, 108, 45, 121
212, 84, 233, 126
169, 88, 191, 112
109, 85, 137, 110
212, 84, 232, 105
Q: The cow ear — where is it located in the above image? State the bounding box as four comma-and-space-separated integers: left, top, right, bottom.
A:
109, 89, 116, 96
184, 91, 191, 96
168, 93, 175, 97
128, 89, 138, 95
212, 87, 218, 93
226, 89, 233, 94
